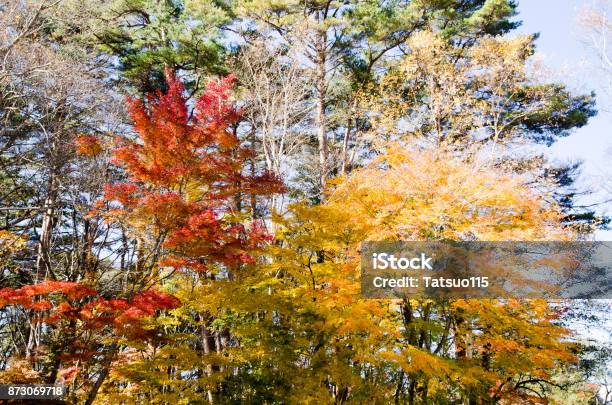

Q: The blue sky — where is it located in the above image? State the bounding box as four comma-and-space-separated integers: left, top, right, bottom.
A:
516, 5, 612, 377
516, 1, 612, 236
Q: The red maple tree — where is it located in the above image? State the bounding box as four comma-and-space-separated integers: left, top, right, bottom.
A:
102, 68, 282, 274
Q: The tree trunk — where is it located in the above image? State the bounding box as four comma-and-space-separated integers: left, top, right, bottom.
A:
454, 313, 473, 359
36, 173, 59, 281
27, 171, 59, 359
340, 118, 351, 176
314, 29, 328, 196
201, 318, 219, 403
84, 344, 117, 405
84, 367, 109, 405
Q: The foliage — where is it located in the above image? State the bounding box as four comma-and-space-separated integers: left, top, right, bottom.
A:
93, 69, 282, 403
0, 1, 608, 404
96, 142, 582, 403
100, 68, 282, 274
52, 0, 232, 94
363, 31, 595, 148
230, 143, 578, 403
360, 29, 599, 229
236, 0, 523, 197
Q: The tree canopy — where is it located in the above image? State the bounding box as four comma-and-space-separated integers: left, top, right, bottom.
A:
0, 0, 608, 404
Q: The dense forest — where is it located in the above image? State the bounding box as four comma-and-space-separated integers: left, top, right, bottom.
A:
0, 0, 610, 403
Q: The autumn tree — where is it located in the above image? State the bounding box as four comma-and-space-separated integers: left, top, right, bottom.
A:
91, 69, 281, 403
263, 142, 580, 403
235, 0, 521, 196
1, 5, 181, 399
0, 1, 131, 397
364, 31, 594, 148
360, 30, 598, 230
